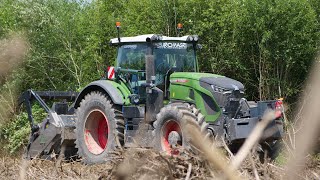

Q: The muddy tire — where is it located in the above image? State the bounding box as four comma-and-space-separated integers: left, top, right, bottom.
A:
153, 103, 211, 155
259, 140, 282, 161
75, 91, 124, 164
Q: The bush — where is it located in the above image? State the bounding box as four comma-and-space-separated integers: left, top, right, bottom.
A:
0, 104, 46, 153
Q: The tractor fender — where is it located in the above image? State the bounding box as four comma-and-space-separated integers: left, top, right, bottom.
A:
74, 80, 124, 108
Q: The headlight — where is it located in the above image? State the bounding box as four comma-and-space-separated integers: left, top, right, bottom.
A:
193, 35, 199, 42
211, 85, 225, 92
187, 36, 194, 41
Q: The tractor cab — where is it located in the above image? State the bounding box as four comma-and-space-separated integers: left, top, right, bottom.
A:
110, 34, 200, 100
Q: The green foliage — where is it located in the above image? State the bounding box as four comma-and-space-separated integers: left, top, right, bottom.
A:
1, 0, 318, 99
275, 150, 287, 166
0, 112, 29, 153
0, 104, 46, 153
0, 0, 20, 37
17, 0, 104, 91
232, 0, 319, 101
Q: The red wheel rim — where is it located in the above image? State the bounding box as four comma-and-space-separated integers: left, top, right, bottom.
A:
161, 120, 182, 155
84, 109, 109, 155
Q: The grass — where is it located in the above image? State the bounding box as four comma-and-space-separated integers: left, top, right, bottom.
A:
275, 151, 287, 166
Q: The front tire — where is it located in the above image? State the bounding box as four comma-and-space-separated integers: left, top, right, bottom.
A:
153, 103, 210, 155
75, 91, 124, 164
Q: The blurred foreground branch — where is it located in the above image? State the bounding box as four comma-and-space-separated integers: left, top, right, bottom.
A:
284, 56, 320, 179
231, 111, 276, 170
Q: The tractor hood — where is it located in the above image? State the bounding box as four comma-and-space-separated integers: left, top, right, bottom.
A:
170, 72, 245, 111
171, 72, 244, 91
199, 76, 244, 91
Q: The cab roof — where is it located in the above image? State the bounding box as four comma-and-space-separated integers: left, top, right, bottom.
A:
109, 34, 198, 45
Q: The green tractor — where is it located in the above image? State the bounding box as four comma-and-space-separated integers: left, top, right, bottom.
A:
21, 25, 284, 164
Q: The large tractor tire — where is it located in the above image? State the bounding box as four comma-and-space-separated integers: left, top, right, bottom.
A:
153, 103, 211, 155
75, 91, 124, 164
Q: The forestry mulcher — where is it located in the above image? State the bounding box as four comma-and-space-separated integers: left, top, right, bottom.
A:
20, 23, 284, 164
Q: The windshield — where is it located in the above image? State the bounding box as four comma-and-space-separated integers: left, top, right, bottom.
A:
153, 42, 196, 72
116, 42, 197, 72
117, 44, 147, 70
116, 42, 197, 92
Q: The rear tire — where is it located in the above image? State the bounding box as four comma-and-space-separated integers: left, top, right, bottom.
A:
75, 91, 124, 164
153, 103, 211, 155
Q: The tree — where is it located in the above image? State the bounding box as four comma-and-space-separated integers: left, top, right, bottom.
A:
232, 0, 319, 101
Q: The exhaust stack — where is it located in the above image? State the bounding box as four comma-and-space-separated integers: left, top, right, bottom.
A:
145, 39, 163, 123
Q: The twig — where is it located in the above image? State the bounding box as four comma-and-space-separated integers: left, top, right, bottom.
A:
282, 140, 294, 157
249, 152, 260, 180
287, 124, 295, 150
267, 163, 284, 171
19, 158, 28, 180
311, 171, 320, 179
185, 163, 192, 180
141, 166, 157, 173
186, 123, 240, 180
222, 138, 234, 158
158, 153, 173, 178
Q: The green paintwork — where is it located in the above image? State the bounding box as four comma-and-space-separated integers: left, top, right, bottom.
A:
108, 80, 132, 105
169, 72, 222, 122
170, 72, 224, 79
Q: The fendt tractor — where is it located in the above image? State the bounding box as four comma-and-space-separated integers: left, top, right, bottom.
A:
20, 23, 284, 164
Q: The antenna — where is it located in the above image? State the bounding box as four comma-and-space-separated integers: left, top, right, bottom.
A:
116, 22, 121, 43
177, 23, 183, 37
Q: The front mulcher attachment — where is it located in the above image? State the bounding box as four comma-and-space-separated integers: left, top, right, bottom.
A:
19, 90, 78, 160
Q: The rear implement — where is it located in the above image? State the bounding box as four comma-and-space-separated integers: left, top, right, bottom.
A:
19, 90, 78, 159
